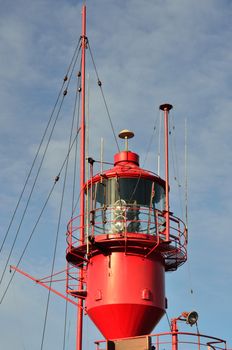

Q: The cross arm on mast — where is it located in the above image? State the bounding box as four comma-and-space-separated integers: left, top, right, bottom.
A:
10, 265, 82, 307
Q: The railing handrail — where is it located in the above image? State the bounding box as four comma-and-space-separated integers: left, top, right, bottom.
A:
66, 206, 187, 250
94, 331, 227, 350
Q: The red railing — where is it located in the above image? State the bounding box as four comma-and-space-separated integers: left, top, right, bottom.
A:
66, 263, 87, 297
94, 332, 227, 350
66, 206, 187, 268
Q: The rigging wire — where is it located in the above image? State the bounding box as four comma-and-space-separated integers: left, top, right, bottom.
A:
0, 180, 57, 304
63, 296, 69, 350
128, 172, 142, 204
126, 110, 159, 215
0, 42, 82, 288
0, 87, 63, 255
157, 110, 162, 176
0, 96, 64, 286
40, 103, 75, 349
0, 128, 81, 304
69, 64, 84, 217
142, 110, 159, 169
72, 94, 81, 216
0, 38, 82, 257
165, 310, 172, 332
87, 40, 120, 152
67, 320, 71, 349
71, 62, 82, 217
169, 112, 184, 219
11, 283, 27, 349
184, 118, 188, 238
116, 109, 160, 208
184, 118, 195, 297
62, 64, 82, 350
70, 190, 82, 218
171, 115, 194, 298
187, 259, 194, 296
40, 192, 65, 350
0, 94, 65, 286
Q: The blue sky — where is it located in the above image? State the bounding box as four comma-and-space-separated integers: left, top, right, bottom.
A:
0, 0, 232, 349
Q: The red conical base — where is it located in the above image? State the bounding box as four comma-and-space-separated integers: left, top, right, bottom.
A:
86, 251, 165, 339
88, 304, 164, 339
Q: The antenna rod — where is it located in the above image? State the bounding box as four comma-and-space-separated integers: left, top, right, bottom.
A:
159, 103, 173, 242
184, 118, 188, 242
100, 138, 104, 174
157, 111, 162, 176
77, 4, 86, 350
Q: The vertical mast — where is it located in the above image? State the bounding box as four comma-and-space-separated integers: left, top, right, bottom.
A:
171, 318, 179, 350
77, 4, 86, 350
159, 103, 173, 242
80, 4, 86, 244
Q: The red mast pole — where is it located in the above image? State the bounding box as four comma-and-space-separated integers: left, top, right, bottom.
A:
171, 318, 179, 350
77, 4, 86, 350
159, 103, 173, 242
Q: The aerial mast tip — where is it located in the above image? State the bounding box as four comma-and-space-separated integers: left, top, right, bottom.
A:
118, 129, 134, 151
159, 103, 173, 111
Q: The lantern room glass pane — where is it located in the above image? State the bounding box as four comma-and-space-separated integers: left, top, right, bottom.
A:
91, 177, 165, 210
87, 177, 165, 236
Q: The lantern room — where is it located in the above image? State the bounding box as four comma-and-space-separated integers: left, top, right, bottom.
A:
86, 148, 166, 239
66, 129, 187, 271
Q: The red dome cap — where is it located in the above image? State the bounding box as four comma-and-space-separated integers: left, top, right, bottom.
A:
114, 151, 139, 166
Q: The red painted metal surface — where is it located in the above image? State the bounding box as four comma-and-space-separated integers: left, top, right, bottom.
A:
114, 151, 139, 166
66, 146, 187, 339
11, 266, 79, 307
86, 151, 165, 187
86, 252, 165, 339
60, 5, 187, 346
77, 4, 87, 350
80, 4, 86, 244
159, 104, 173, 242
171, 316, 178, 350
95, 332, 227, 350
66, 207, 187, 271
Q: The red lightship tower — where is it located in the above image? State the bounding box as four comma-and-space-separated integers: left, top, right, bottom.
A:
65, 4, 187, 348
10, 4, 230, 350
